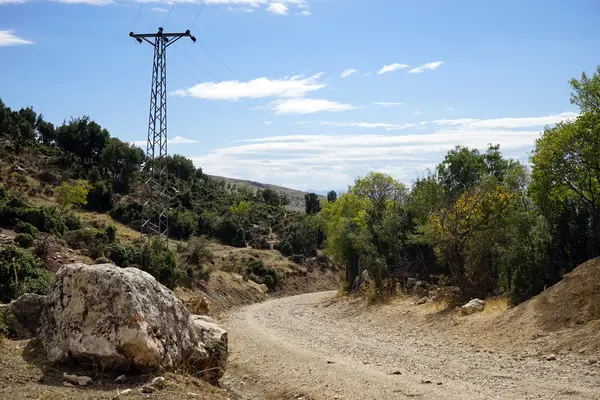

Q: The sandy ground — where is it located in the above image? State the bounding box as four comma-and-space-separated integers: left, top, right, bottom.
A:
222, 291, 600, 400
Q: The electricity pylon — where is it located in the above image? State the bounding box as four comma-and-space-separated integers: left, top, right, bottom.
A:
129, 27, 196, 242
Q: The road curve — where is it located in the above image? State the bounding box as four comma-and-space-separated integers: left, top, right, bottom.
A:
222, 291, 600, 400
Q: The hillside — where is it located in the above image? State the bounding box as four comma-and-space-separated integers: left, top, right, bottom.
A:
210, 175, 327, 213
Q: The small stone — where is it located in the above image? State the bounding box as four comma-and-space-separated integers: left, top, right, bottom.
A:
545, 354, 557, 361
120, 388, 133, 396
389, 371, 402, 375
140, 385, 156, 394
421, 380, 432, 384
63, 373, 79, 384
150, 376, 165, 389
77, 376, 93, 386
115, 374, 126, 383
327, 360, 335, 364
437, 382, 443, 385
63, 381, 73, 387
588, 359, 597, 365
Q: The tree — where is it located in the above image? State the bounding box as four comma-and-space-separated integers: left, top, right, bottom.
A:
55, 180, 92, 212
350, 172, 407, 219
305, 193, 321, 214
100, 137, 144, 193
327, 190, 337, 203
56, 116, 109, 167
570, 66, 600, 114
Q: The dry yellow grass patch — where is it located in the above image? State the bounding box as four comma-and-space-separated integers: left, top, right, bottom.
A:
484, 296, 510, 314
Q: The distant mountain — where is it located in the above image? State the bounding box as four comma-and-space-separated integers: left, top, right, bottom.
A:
209, 175, 327, 213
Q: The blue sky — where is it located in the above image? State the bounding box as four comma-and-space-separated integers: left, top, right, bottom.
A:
1, 0, 598, 192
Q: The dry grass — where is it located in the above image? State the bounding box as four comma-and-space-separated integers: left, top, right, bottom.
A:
483, 296, 510, 314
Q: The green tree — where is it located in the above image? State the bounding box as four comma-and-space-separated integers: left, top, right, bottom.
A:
56, 116, 109, 167
327, 190, 337, 203
55, 180, 92, 212
569, 66, 600, 114
305, 193, 321, 214
100, 138, 144, 193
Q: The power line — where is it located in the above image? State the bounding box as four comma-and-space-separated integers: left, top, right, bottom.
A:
163, 3, 176, 27
190, 0, 207, 29
196, 41, 308, 133
170, 47, 281, 135
132, 1, 144, 31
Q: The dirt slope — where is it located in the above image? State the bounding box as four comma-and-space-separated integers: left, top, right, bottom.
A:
222, 292, 600, 400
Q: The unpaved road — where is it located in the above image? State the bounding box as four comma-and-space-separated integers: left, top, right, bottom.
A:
223, 292, 600, 400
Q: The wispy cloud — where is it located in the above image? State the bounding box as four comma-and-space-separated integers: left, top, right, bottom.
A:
132, 135, 198, 147
271, 98, 357, 114
189, 111, 574, 190
56, 0, 114, 4
377, 63, 409, 75
303, 120, 415, 131
432, 112, 578, 129
374, 102, 404, 107
409, 61, 443, 74
0, 30, 33, 46
151, 6, 168, 12
0, 0, 27, 4
301, 10, 310, 16
172, 73, 326, 101
340, 68, 358, 78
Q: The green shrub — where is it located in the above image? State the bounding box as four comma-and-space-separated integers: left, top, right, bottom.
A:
276, 216, 320, 257
85, 181, 114, 212
105, 242, 137, 267
169, 209, 198, 240
216, 217, 246, 247
246, 259, 279, 290
0, 245, 52, 302
14, 221, 38, 237
14, 233, 34, 248
64, 228, 108, 250
105, 225, 117, 243
138, 240, 183, 289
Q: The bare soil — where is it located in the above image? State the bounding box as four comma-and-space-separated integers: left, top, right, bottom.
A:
223, 291, 600, 400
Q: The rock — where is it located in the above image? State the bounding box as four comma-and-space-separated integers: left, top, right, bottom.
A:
588, 358, 597, 365
115, 374, 126, 384
139, 385, 155, 394
460, 298, 485, 315
63, 373, 79, 384
421, 379, 432, 384
38, 263, 228, 380
545, 354, 557, 361
63, 373, 92, 386
5, 293, 47, 338
150, 376, 165, 389
119, 388, 133, 396
191, 315, 228, 383
416, 297, 428, 305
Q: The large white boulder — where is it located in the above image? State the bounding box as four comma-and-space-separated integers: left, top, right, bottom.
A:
37, 263, 227, 382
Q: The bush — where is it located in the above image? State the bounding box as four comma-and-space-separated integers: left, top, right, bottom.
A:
0, 245, 52, 302
14, 221, 38, 237
104, 242, 137, 267
138, 240, 184, 289
246, 259, 279, 290
183, 236, 214, 266
64, 228, 108, 251
276, 216, 320, 257
14, 233, 34, 248
169, 209, 198, 240
105, 225, 117, 243
85, 181, 114, 212
216, 217, 246, 247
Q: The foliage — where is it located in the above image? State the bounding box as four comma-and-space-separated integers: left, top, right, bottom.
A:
277, 215, 321, 257
246, 259, 279, 290
85, 181, 114, 212
327, 190, 337, 203
14, 233, 34, 248
138, 239, 183, 289
304, 193, 321, 214
55, 180, 92, 211
0, 245, 52, 302
14, 221, 38, 237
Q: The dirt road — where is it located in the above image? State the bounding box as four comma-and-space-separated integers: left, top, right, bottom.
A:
222, 291, 600, 400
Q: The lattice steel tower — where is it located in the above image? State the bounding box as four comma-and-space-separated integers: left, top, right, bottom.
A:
130, 27, 196, 241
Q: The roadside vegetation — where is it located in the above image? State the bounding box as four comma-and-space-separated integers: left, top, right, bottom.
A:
320, 67, 600, 306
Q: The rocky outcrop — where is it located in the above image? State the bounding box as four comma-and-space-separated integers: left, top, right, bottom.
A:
460, 298, 485, 315
37, 263, 228, 382
5, 293, 47, 338
191, 315, 228, 384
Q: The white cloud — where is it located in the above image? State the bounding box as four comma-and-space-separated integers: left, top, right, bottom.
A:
172, 73, 326, 101
377, 63, 409, 75
0, 0, 27, 4
188, 111, 574, 191
151, 6, 168, 12
340, 68, 358, 78
272, 98, 357, 114
305, 121, 415, 131
264, 121, 272, 125
301, 10, 311, 16
56, 0, 114, 4
444, 106, 456, 111
0, 30, 33, 46
413, 111, 424, 115
266, 2, 288, 14
374, 102, 404, 107
132, 135, 198, 147
409, 61, 443, 74
432, 112, 578, 129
